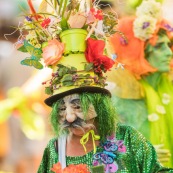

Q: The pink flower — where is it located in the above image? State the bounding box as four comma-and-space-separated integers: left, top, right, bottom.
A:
68, 12, 87, 28
42, 39, 64, 66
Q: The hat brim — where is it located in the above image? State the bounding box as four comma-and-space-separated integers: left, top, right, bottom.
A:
44, 86, 111, 107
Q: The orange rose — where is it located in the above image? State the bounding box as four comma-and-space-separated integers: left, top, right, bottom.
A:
42, 39, 64, 66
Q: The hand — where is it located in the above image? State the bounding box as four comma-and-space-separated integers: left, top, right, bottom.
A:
154, 144, 171, 163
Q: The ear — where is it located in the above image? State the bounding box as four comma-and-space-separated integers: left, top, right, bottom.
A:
86, 104, 97, 120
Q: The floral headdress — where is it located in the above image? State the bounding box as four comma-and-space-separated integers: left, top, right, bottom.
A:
16, 0, 120, 106
133, 0, 173, 43
110, 0, 173, 79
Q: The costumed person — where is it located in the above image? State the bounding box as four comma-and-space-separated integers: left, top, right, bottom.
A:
109, 0, 173, 168
16, 0, 173, 172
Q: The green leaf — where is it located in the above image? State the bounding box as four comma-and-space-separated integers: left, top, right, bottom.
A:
62, 81, 74, 86
61, 74, 73, 82
70, 66, 77, 73
78, 74, 85, 78
52, 78, 61, 85
61, 0, 68, 18
58, 66, 69, 77
60, 18, 69, 31
84, 63, 93, 71
18, 45, 27, 52
45, 87, 53, 95
84, 74, 91, 78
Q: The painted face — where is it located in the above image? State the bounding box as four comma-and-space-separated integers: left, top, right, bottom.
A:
145, 34, 173, 72
58, 94, 97, 136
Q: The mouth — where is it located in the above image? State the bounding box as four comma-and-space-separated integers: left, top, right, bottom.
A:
162, 60, 171, 64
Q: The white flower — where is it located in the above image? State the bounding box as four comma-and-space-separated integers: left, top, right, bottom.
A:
136, 0, 162, 19
156, 105, 166, 114
162, 93, 171, 105
115, 63, 125, 70
148, 113, 159, 122
95, 20, 105, 36
133, 15, 157, 41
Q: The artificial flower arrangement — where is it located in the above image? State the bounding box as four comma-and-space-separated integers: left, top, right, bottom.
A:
51, 162, 90, 173
133, 0, 162, 41
16, 0, 118, 70
14, 0, 123, 96
133, 0, 173, 42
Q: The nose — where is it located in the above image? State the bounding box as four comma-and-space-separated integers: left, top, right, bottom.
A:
65, 107, 76, 123
165, 44, 173, 58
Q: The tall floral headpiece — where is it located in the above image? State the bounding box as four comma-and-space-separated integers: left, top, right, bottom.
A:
16, 0, 120, 106
110, 0, 173, 79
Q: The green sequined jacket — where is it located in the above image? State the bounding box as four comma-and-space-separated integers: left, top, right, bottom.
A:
38, 124, 173, 173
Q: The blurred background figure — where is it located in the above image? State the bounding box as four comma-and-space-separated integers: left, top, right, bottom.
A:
108, 0, 173, 167
0, 0, 51, 173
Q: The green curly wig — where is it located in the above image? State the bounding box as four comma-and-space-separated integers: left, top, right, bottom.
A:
50, 93, 118, 141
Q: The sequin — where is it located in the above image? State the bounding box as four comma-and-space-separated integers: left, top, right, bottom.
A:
37, 124, 173, 173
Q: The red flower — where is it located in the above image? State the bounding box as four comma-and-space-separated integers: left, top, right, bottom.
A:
85, 38, 114, 73
95, 10, 103, 20
41, 18, 51, 28
90, 8, 103, 20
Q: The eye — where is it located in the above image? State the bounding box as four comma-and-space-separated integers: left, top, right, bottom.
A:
59, 107, 66, 111
74, 105, 81, 109
154, 43, 162, 49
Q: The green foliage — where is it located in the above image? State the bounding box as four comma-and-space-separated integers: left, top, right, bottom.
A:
46, 63, 107, 95
60, 18, 70, 31
103, 12, 118, 35
45, 87, 53, 95
84, 63, 93, 71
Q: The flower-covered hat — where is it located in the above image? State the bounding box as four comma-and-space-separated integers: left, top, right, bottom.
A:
16, 0, 119, 106
110, 0, 173, 79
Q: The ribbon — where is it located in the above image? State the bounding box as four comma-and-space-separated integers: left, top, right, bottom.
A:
80, 130, 100, 154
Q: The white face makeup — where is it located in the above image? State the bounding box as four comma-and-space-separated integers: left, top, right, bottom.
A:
58, 94, 97, 135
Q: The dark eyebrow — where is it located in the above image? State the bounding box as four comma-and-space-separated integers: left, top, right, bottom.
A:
70, 98, 80, 104
59, 99, 65, 105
